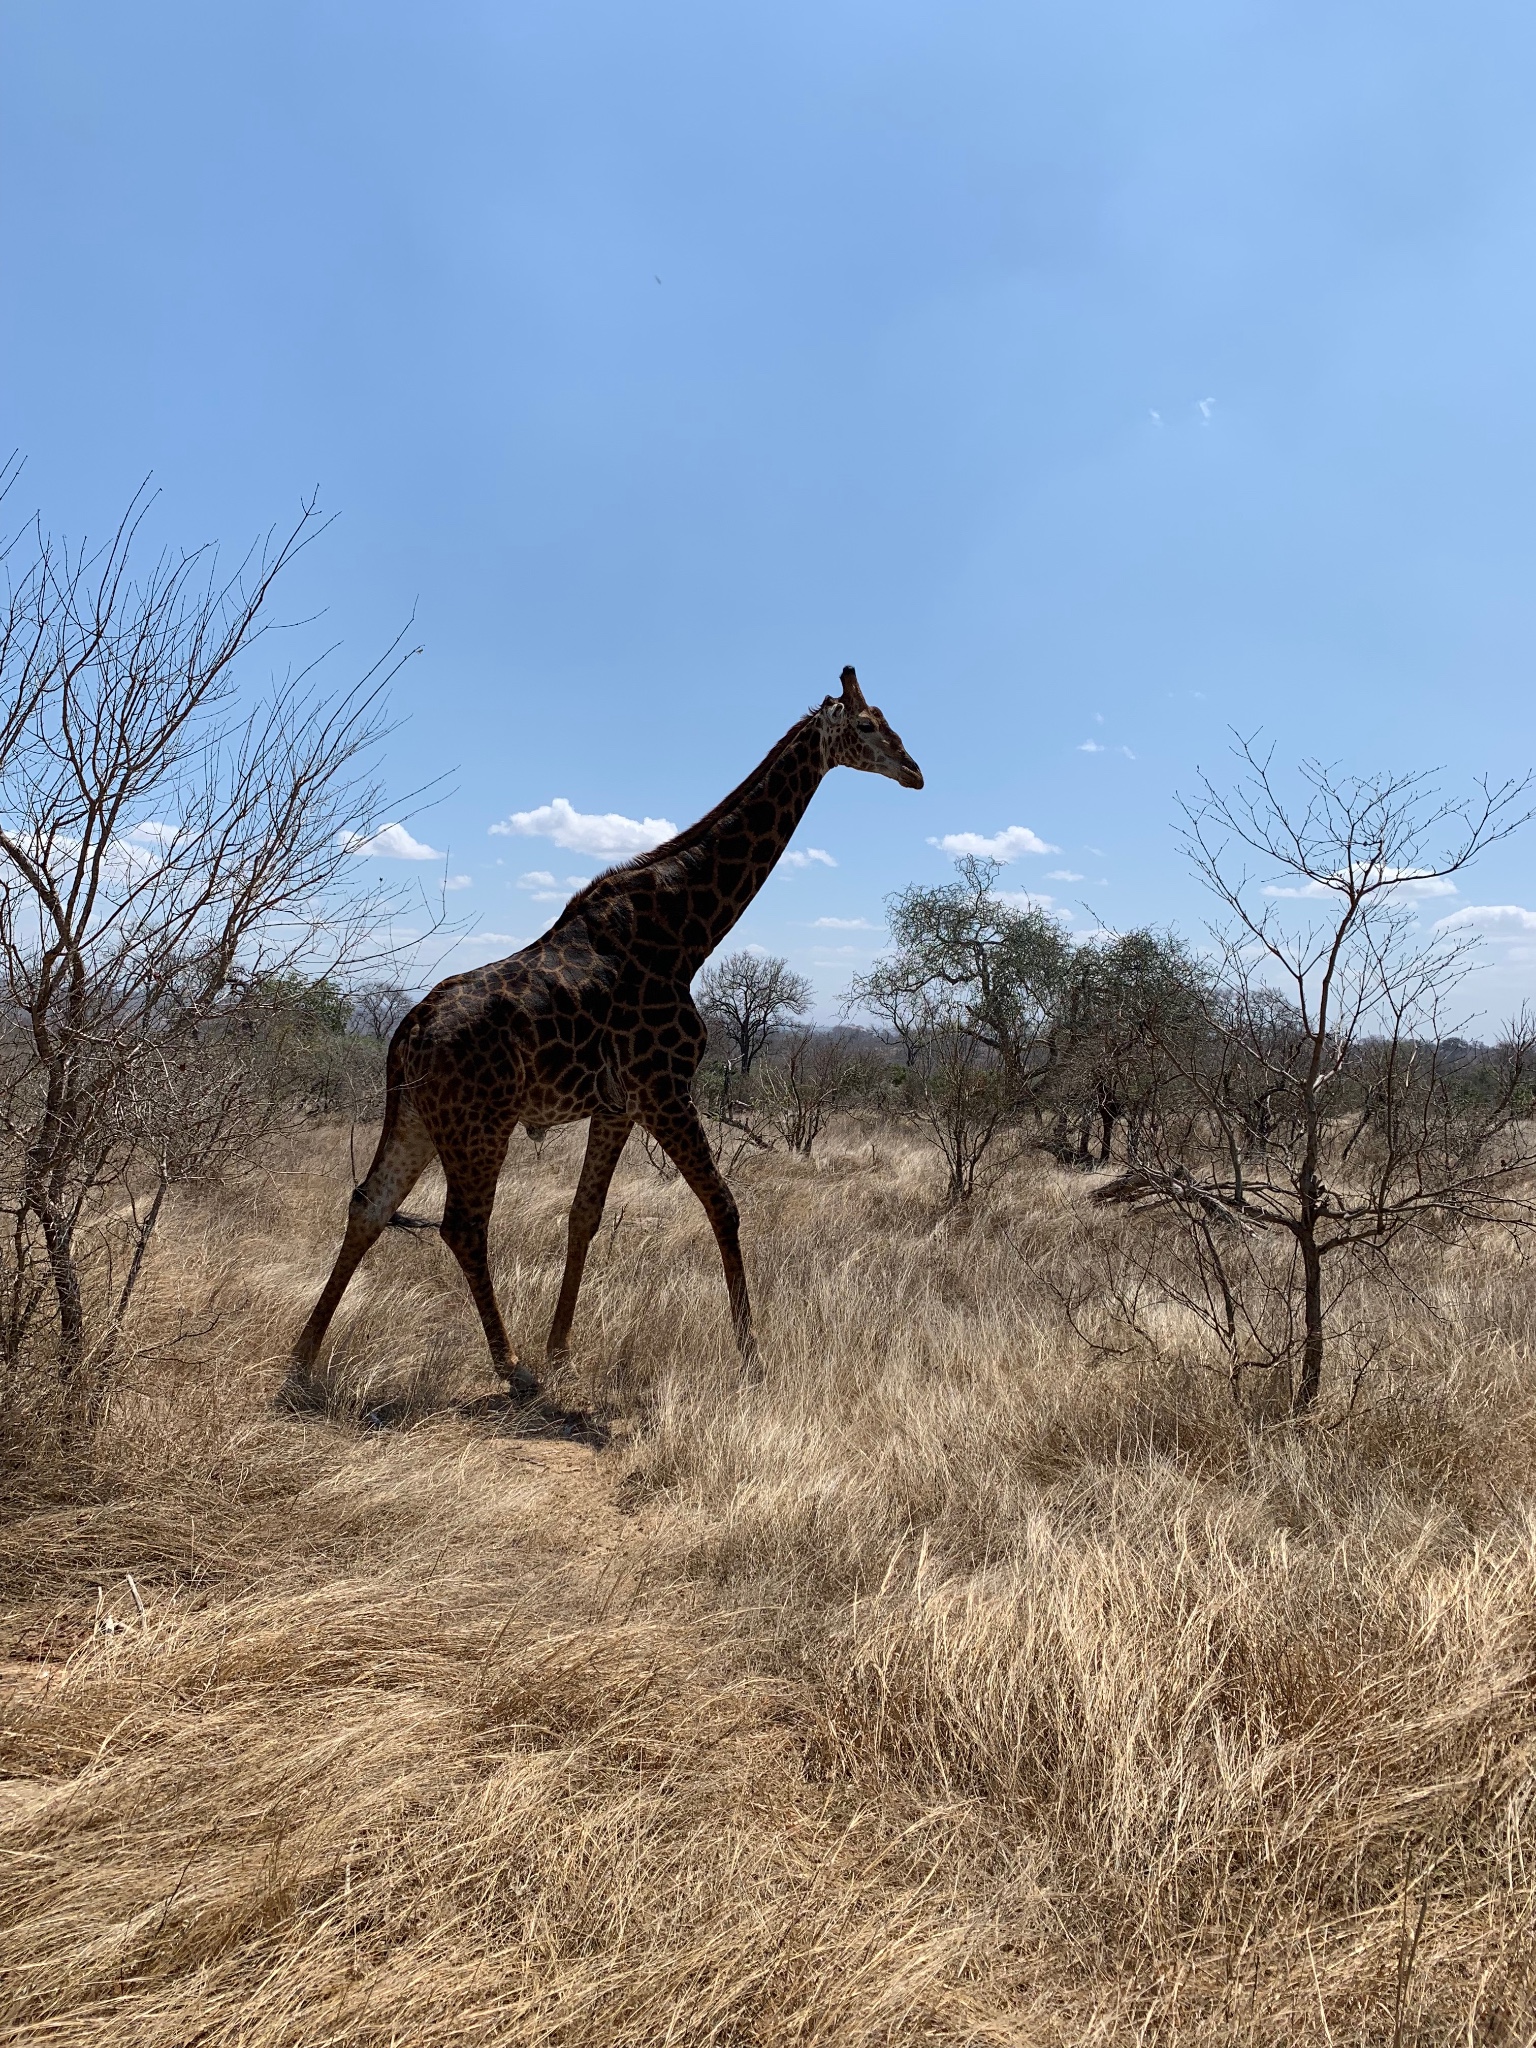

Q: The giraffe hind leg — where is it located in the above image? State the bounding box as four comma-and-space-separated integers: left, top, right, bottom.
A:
286, 1101, 437, 1403
437, 1137, 539, 1399
546, 1113, 632, 1362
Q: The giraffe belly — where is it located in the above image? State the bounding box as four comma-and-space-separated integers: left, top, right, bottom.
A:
516, 1068, 627, 1126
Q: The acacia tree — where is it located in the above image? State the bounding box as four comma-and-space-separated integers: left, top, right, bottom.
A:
0, 476, 408, 1400
849, 857, 1079, 1199
1045, 930, 1207, 1166
855, 856, 1075, 1088
1095, 741, 1534, 1413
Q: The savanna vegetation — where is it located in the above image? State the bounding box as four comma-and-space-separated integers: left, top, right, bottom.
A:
6, 1117, 1536, 2045
5, 487, 1536, 2044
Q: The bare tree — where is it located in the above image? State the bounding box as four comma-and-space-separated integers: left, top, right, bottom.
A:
696, 950, 811, 1074
1094, 741, 1534, 1413
349, 980, 414, 1041
851, 963, 1015, 1201
753, 1026, 864, 1157
0, 472, 407, 1402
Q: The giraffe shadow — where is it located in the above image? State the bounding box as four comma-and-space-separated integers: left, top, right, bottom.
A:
357, 1389, 612, 1447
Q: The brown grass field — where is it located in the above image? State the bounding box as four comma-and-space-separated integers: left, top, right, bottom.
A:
3, 1120, 1536, 2044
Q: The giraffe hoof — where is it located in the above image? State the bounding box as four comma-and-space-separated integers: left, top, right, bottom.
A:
498, 1361, 542, 1402
277, 1371, 328, 1417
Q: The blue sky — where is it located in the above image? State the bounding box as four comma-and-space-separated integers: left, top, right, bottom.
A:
5, 2, 1536, 1022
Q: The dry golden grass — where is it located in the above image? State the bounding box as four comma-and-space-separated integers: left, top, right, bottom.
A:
4, 1120, 1536, 2044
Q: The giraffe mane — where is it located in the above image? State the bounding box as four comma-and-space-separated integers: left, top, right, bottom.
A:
552, 709, 820, 924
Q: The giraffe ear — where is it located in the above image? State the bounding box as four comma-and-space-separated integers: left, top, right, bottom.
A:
839, 665, 867, 709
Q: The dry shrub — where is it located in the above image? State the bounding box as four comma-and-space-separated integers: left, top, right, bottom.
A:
4, 1120, 1536, 2043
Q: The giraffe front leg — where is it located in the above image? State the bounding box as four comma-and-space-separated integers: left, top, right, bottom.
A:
642, 1096, 758, 1370
546, 1113, 633, 1362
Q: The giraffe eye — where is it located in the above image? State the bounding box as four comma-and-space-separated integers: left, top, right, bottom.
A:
857, 717, 875, 733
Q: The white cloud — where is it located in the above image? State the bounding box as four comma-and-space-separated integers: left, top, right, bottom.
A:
997, 889, 1062, 916
1433, 904, 1536, 937
127, 819, 178, 847
1264, 867, 1459, 902
341, 822, 444, 860
515, 867, 591, 904
783, 847, 837, 869
1198, 396, 1215, 421
928, 825, 1058, 861
443, 874, 473, 891
813, 916, 878, 929
1046, 869, 1085, 882
490, 796, 676, 857
1078, 740, 1105, 754
453, 930, 519, 946
1119, 746, 1136, 760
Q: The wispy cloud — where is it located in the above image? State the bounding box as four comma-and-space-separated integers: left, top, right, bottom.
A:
1046, 869, 1085, 882
443, 874, 473, 891
1265, 867, 1458, 902
783, 847, 837, 869
813, 915, 878, 929
996, 889, 1062, 917
1198, 396, 1215, 422
491, 796, 677, 857
929, 825, 1058, 860
515, 868, 591, 904
452, 930, 519, 947
341, 822, 443, 860
1079, 740, 1135, 759
1433, 904, 1536, 936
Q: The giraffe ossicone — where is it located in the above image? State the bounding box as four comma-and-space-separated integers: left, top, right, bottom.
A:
287, 665, 923, 1403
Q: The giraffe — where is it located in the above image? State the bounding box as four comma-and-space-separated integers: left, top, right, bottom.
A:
287, 666, 923, 1401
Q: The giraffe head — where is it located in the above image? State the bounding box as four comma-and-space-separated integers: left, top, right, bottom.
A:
818, 666, 924, 788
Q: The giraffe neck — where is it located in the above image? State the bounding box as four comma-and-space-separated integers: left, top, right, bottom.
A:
572, 713, 829, 980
